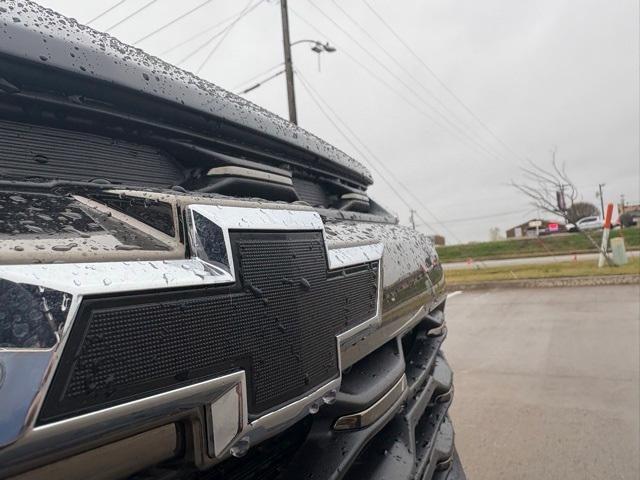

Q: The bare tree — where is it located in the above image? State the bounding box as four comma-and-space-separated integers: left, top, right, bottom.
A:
511, 148, 613, 264
511, 148, 577, 219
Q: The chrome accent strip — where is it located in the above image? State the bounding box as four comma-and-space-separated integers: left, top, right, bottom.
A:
427, 323, 447, 337
434, 385, 454, 404
340, 192, 369, 202
246, 377, 342, 440
0, 293, 82, 449
190, 204, 323, 231
0, 260, 233, 296
0, 372, 244, 473
333, 374, 408, 431
9, 424, 178, 480
328, 243, 384, 269
206, 166, 293, 186
187, 205, 384, 273
436, 455, 454, 471
187, 205, 324, 276
0, 351, 53, 447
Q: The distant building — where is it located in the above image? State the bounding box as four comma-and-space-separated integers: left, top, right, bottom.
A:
428, 234, 445, 246
506, 219, 567, 238
619, 202, 640, 214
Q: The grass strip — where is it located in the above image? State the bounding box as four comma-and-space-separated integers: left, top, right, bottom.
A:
445, 257, 640, 285
437, 228, 640, 263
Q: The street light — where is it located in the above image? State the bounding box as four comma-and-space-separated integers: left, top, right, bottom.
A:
291, 39, 336, 52
280, 0, 337, 124
286, 39, 336, 124
290, 39, 336, 71
237, 40, 335, 98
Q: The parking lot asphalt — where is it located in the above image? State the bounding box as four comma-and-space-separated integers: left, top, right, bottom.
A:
445, 285, 640, 480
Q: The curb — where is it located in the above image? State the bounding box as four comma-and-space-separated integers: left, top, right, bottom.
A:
447, 274, 640, 291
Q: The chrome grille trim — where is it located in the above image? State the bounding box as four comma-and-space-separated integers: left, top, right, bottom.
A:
0, 204, 384, 472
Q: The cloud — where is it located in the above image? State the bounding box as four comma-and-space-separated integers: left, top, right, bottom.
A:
37, 0, 640, 242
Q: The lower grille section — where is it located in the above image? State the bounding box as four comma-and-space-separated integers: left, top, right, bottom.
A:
39, 231, 378, 424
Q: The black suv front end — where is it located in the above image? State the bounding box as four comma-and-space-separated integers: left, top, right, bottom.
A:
0, 2, 464, 479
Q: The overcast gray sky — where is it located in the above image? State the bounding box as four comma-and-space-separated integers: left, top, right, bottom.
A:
37, 0, 640, 243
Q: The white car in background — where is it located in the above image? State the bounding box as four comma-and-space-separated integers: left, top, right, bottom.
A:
569, 216, 604, 231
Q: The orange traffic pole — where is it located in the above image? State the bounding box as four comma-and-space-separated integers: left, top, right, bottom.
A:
598, 203, 614, 267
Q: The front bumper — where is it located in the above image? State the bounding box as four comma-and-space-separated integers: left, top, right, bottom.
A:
135, 310, 465, 480
6, 309, 463, 480
1, 193, 457, 480
302, 311, 465, 480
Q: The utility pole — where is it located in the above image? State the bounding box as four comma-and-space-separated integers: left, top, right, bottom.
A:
597, 183, 606, 218
409, 209, 416, 230
279, 0, 297, 125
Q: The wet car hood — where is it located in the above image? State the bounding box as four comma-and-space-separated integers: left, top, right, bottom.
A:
0, 0, 373, 186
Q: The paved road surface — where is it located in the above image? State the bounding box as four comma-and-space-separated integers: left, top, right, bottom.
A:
443, 250, 639, 270
445, 285, 640, 480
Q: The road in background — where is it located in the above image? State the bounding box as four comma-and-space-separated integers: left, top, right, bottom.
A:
445, 286, 640, 479
443, 250, 639, 269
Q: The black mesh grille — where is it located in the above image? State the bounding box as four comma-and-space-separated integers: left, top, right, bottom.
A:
39, 231, 378, 424
0, 118, 183, 187
292, 177, 331, 207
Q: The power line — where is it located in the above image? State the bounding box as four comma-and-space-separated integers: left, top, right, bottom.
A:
295, 69, 447, 236
237, 69, 285, 94
176, 0, 261, 67
295, 69, 437, 232
105, 0, 160, 32
290, 6, 515, 187
86, 0, 129, 25
195, 0, 259, 74
296, 69, 464, 243
289, 10, 505, 200
304, 0, 511, 165
177, 29, 227, 65
292, 5, 505, 166
328, 0, 508, 163
195, 24, 235, 73
419, 208, 530, 225
161, 10, 243, 57
362, 0, 527, 163
289, 7, 430, 127
288, 7, 511, 244
289, 9, 444, 134
232, 62, 284, 91
133, 0, 217, 45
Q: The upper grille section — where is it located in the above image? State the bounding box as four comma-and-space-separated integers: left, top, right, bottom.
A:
0, 119, 183, 187
39, 231, 378, 424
